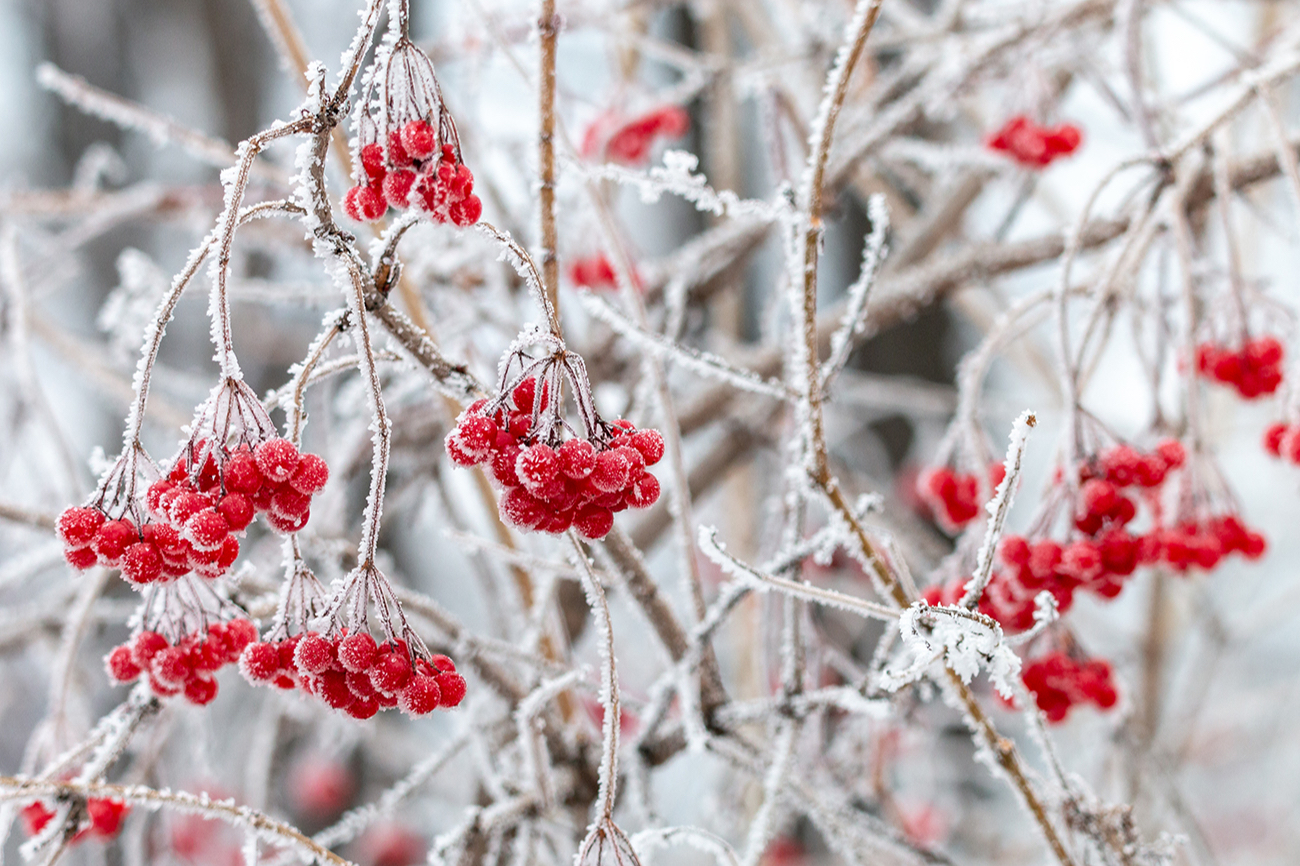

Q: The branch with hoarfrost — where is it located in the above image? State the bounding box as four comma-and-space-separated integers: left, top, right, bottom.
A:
960, 410, 1036, 610
578, 290, 794, 401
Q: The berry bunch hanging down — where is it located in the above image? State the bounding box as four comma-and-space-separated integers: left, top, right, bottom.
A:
986, 115, 1082, 168
240, 631, 465, 719
343, 34, 481, 227
1195, 335, 1284, 398
56, 384, 329, 585
1018, 652, 1118, 723
445, 341, 664, 540
105, 619, 257, 706
916, 463, 1006, 533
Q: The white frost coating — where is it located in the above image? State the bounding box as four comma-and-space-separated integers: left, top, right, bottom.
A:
578, 291, 793, 401
960, 410, 1036, 610
738, 721, 798, 866
879, 603, 1021, 699
820, 194, 889, 390
631, 826, 740, 866
698, 527, 898, 621
581, 150, 788, 222
36, 63, 239, 169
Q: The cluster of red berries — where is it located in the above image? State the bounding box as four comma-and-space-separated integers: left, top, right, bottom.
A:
1151, 515, 1266, 572
444, 378, 664, 540
239, 632, 466, 720
916, 463, 1007, 532
105, 619, 257, 705
22, 798, 128, 843
1020, 652, 1118, 722
1263, 421, 1300, 463
581, 105, 690, 166
568, 254, 619, 290
344, 122, 482, 227
57, 439, 328, 583
1195, 336, 1284, 398
986, 115, 1082, 168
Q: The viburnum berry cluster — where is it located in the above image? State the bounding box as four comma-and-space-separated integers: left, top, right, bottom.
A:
916, 463, 1006, 532
446, 375, 664, 540
1019, 652, 1118, 722
56, 437, 327, 583
239, 631, 465, 719
104, 619, 257, 705
581, 104, 691, 166
986, 115, 1082, 168
1194, 335, 1284, 398
344, 34, 481, 226
22, 798, 129, 844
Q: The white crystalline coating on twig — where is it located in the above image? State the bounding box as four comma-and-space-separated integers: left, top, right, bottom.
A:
581, 150, 788, 222
960, 409, 1036, 610
630, 826, 741, 866
578, 291, 793, 401
698, 526, 898, 621
879, 603, 1021, 699
821, 194, 890, 389
36, 63, 239, 169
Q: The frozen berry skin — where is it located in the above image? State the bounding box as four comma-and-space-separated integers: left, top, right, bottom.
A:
339, 632, 378, 673
240, 642, 281, 682
398, 674, 441, 716
434, 671, 466, 707
370, 650, 412, 695
295, 633, 336, 675
573, 505, 614, 540
224, 451, 263, 495
347, 695, 380, 720
629, 429, 665, 465
58, 506, 104, 548
151, 646, 191, 688
184, 509, 230, 551
255, 438, 301, 484
121, 542, 164, 584
589, 449, 631, 494
289, 453, 330, 495
106, 645, 142, 682
400, 120, 437, 159
93, 519, 138, 565
184, 675, 219, 706
65, 545, 99, 569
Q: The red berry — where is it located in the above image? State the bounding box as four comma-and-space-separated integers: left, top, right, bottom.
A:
450, 194, 482, 227
318, 670, 354, 710
151, 646, 191, 687
360, 143, 386, 182
370, 650, 411, 695
168, 491, 209, 526
434, 671, 466, 707
21, 802, 55, 836
625, 472, 660, 509
347, 695, 380, 719
93, 519, 137, 565
121, 542, 164, 584
256, 438, 300, 483
272, 487, 312, 519
217, 493, 254, 532
499, 487, 545, 529
224, 451, 263, 495
184, 508, 230, 550
512, 378, 537, 414
289, 453, 330, 494
58, 506, 104, 547
398, 674, 441, 715
184, 674, 219, 706
339, 632, 378, 672
558, 439, 596, 479
132, 631, 169, 666
107, 645, 142, 682
86, 798, 128, 838
295, 633, 336, 675
573, 505, 614, 540
266, 509, 310, 534
590, 449, 631, 493
240, 642, 281, 682
65, 546, 99, 569
383, 169, 417, 208
400, 120, 436, 159
629, 429, 665, 465
516, 444, 560, 493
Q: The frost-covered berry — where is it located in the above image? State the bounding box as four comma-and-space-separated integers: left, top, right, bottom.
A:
106, 645, 142, 682
516, 444, 560, 492
370, 650, 412, 695
289, 453, 330, 495
224, 451, 262, 495
398, 675, 441, 716
217, 493, 254, 532
339, 632, 378, 672
295, 633, 336, 675
344, 184, 387, 222
151, 646, 192, 688
590, 449, 631, 493
434, 671, 466, 708
93, 519, 137, 565
121, 542, 163, 584
629, 429, 665, 465
184, 509, 229, 550
58, 506, 104, 547
184, 675, 219, 706
573, 505, 614, 540
256, 438, 301, 483
241, 642, 281, 682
